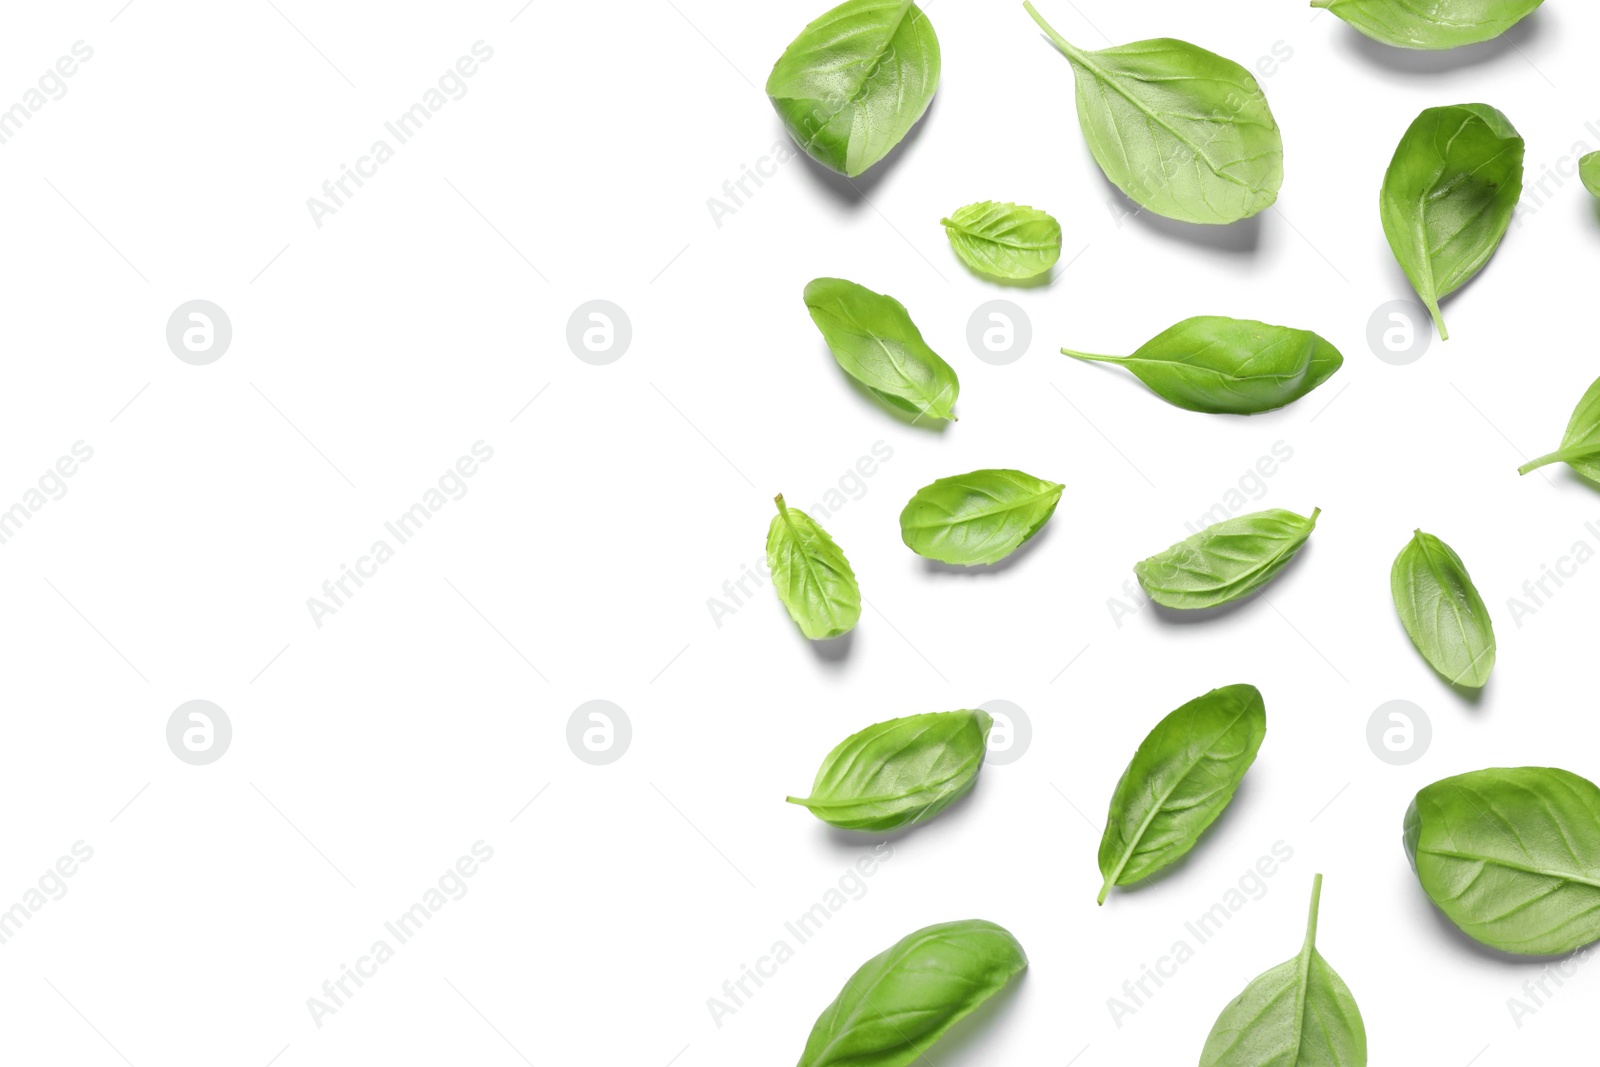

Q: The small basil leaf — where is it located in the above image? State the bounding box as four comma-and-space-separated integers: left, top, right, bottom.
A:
940, 201, 1062, 280
767, 494, 861, 640
1063, 316, 1343, 414
1135, 507, 1319, 610
1582, 151, 1600, 197
1380, 104, 1524, 340
899, 469, 1063, 566
1098, 684, 1265, 904
1023, 3, 1282, 225
804, 277, 959, 422
1405, 767, 1600, 955
1311, 0, 1541, 49
797, 918, 1027, 1067
1199, 875, 1367, 1066
1519, 374, 1600, 482
766, 0, 940, 178
1390, 529, 1495, 688
788, 709, 992, 830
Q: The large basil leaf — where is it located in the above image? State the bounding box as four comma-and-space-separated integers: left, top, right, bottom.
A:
1023, 2, 1281, 225
1519, 375, 1600, 482
1062, 316, 1343, 414
767, 494, 861, 640
766, 0, 940, 178
1582, 152, 1600, 197
1312, 0, 1542, 50
940, 201, 1061, 280
1380, 104, 1524, 340
787, 709, 992, 830
1404, 767, 1600, 955
1098, 684, 1265, 904
899, 469, 1064, 566
804, 277, 959, 422
1135, 508, 1319, 610
1390, 529, 1495, 688
1199, 874, 1367, 1065
797, 918, 1026, 1067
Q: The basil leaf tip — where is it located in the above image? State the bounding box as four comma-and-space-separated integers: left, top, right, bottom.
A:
804, 277, 960, 422
1199, 874, 1367, 1065
796, 918, 1026, 1067
1098, 683, 1265, 904
767, 493, 861, 641
1135, 507, 1319, 610
1062, 316, 1343, 414
899, 468, 1064, 566
1023, 2, 1281, 225
767, 0, 940, 178
1390, 528, 1495, 688
1406, 767, 1600, 955
788, 709, 993, 831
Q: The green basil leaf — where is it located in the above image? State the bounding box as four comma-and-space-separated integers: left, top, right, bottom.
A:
788, 709, 992, 830
804, 277, 959, 422
797, 918, 1027, 1067
1098, 684, 1265, 904
1135, 507, 1319, 610
1518, 374, 1600, 482
1390, 529, 1495, 688
1062, 316, 1343, 414
1404, 767, 1600, 955
898, 469, 1063, 566
766, 0, 940, 178
1199, 874, 1367, 1066
940, 201, 1062, 280
1380, 104, 1524, 340
1582, 151, 1600, 197
767, 494, 861, 640
1023, 2, 1282, 225
1311, 0, 1541, 50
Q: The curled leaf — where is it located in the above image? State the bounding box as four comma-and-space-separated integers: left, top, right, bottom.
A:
940, 201, 1062, 279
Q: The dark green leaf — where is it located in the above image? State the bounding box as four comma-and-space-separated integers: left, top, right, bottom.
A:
1391, 529, 1495, 688
804, 277, 959, 422
767, 0, 940, 177
788, 709, 992, 830
1405, 767, 1600, 955
767, 494, 861, 640
1380, 104, 1524, 339
899, 469, 1063, 565
1199, 875, 1367, 1065
940, 201, 1062, 279
1311, 0, 1541, 50
1098, 684, 1265, 904
797, 918, 1027, 1067
1062, 316, 1343, 414
1023, 2, 1281, 224
1135, 508, 1319, 610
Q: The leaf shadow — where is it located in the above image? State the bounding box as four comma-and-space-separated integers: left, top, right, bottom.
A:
924, 964, 1027, 1065
807, 627, 855, 665
1092, 169, 1264, 253
1103, 775, 1259, 902
1145, 542, 1314, 627
786, 92, 940, 207
920, 521, 1056, 576
1332, 10, 1547, 76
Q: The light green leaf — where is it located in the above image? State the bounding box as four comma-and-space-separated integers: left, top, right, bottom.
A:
767, 494, 861, 640
1380, 103, 1524, 339
1023, 2, 1282, 224
899, 469, 1064, 565
767, 0, 940, 177
1518, 374, 1600, 483
1311, 0, 1542, 50
940, 201, 1062, 279
1582, 151, 1600, 198
1405, 767, 1600, 955
804, 277, 959, 422
1098, 684, 1265, 904
797, 919, 1027, 1067
1390, 528, 1495, 688
788, 709, 992, 830
1135, 508, 1319, 610
1062, 316, 1343, 414
1199, 875, 1367, 1065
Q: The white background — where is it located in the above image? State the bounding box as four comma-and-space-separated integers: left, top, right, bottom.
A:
0, 0, 1597, 1063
